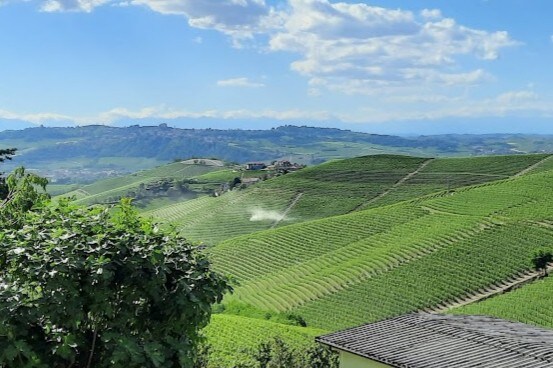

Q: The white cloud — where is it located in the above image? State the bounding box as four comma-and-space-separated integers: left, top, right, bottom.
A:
41, 0, 111, 12
344, 90, 550, 123
18, 0, 520, 98
421, 9, 442, 20
129, 0, 271, 40
37, 0, 273, 42
267, 0, 517, 94
0, 109, 75, 124
0, 106, 336, 125
2, 90, 553, 128
496, 90, 538, 104
95, 106, 335, 122
217, 77, 265, 88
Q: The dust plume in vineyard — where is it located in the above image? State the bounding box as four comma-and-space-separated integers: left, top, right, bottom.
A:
249, 207, 290, 222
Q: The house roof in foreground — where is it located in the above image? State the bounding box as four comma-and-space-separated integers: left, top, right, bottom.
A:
316, 313, 553, 368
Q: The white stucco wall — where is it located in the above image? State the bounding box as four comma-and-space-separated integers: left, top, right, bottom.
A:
339, 350, 393, 368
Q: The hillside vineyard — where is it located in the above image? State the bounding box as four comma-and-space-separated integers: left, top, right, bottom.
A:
55, 153, 553, 367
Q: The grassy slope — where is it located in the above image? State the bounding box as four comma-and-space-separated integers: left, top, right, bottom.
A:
364, 153, 551, 208
209, 168, 553, 331
60, 162, 226, 205
146, 155, 428, 245
204, 314, 324, 368
452, 275, 553, 328
147, 154, 549, 246
200, 154, 553, 364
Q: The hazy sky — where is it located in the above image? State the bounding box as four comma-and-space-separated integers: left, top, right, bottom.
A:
1, 0, 552, 132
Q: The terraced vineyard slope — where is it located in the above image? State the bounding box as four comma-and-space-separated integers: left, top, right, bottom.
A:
146, 155, 428, 244
204, 314, 325, 368
209, 167, 553, 331
60, 161, 230, 206
363, 153, 551, 209
148, 154, 549, 245
452, 275, 553, 328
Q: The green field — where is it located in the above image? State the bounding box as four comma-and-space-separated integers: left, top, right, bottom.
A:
208, 168, 553, 331
204, 314, 325, 368
146, 154, 551, 246
145, 155, 431, 244
364, 153, 550, 208
59, 161, 229, 205
453, 275, 553, 328
54, 152, 553, 364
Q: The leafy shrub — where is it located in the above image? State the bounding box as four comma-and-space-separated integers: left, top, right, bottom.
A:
249, 338, 338, 368
532, 249, 553, 275
0, 199, 231, 367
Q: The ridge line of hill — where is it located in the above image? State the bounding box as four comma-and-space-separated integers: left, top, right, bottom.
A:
428, 263, 553, 314
513, 154, 553, 177
350, 158, 434, 213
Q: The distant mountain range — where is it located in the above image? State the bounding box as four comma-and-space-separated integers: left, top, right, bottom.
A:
3, 116, 553, 135
0, 124, 552, 183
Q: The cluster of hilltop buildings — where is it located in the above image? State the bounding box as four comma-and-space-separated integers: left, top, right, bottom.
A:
245, 160, 305, 173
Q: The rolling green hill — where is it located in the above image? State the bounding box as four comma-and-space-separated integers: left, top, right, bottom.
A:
50, 152, 553, 366
145, 155, 429, 244
204, 314, 325, 368
208, 167, 553, 331
363, 153, 551, 209
452, 275, 553, 328
146, 153, 550, 245
58, 161, 231, 207
2, 125, 553, 184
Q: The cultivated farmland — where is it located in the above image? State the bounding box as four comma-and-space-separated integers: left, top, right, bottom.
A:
147, 154, 550, 245
453, 275, 553, 328
61, 153, 553, 366
60, 161, 229, 206
204, 314, 325, 368
209, 168, 553, 330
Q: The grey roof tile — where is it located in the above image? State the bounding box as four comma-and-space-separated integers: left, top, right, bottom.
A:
316, 313, 553, 368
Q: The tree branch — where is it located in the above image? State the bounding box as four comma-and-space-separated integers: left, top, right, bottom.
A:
86, 328, 98, 368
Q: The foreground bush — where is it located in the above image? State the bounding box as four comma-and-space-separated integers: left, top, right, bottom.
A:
0, 198, 230, 367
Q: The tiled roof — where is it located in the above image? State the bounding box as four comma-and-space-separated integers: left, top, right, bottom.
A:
316, 313, 553, 368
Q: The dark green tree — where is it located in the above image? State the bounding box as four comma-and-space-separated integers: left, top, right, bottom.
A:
0, 198, 231, 367
0, 147, 17, 199
250, 338, 338, 368
0, 167, 49, 229
532, 249, 553, 276
303, 344, 339, 368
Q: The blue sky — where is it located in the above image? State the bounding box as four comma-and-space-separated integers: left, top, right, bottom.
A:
0, 0, 552, 133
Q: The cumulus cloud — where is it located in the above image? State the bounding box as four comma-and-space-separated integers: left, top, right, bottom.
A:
22, 0, 519, 96
420, 8, 442, 20
217, 77, 265, 88
38, 0, 273, 40
129, 0, 272, 40
267, 0, 517, 94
